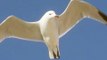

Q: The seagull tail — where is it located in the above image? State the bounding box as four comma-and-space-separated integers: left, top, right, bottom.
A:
48, 46, 60, 59
44, 39, 60, 59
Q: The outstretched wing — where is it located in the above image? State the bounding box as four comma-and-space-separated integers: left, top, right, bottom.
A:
57, 0, 107, 38
0, 16, 43, 41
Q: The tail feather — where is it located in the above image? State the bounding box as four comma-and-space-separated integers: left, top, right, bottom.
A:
49, 48, 60, 59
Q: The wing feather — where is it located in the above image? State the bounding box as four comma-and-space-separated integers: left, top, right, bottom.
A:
0, 16, 43, 41
81, 1, 107, 24
57, 1, 84, 37
57, 0, 107, 38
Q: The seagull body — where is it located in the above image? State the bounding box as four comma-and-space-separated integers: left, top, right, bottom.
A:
0, 0, 107, 59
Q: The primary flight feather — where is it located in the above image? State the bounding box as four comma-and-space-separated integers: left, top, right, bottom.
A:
0, 0, 107, 59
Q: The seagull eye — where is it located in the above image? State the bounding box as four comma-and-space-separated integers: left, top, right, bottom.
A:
49, 13, 52, 15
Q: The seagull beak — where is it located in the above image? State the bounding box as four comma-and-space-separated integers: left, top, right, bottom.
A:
55, 15, 59, 18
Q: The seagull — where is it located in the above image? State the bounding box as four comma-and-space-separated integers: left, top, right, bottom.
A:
0, 0, 107, 59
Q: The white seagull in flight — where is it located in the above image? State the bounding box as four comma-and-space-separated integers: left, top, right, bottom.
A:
0, 0, 107, 59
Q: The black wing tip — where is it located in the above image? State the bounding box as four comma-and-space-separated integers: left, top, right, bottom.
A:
52, 51, 60, 59
98, 11, 107, 22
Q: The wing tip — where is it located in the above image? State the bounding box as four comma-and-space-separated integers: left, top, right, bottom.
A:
98, 11, 107, 22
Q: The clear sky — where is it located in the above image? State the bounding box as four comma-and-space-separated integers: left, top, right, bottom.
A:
0, 0, 107, 60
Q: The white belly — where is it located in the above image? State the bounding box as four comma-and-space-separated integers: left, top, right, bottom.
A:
39, 19, 58, 39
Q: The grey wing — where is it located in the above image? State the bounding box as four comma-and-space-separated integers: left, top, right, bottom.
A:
57, 0, 107, 38
57, 1, 84, 37
80, 1, 107, 24
0, 15, 43, 41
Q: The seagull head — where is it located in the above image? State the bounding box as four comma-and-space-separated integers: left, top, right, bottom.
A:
41, 10, 59, 20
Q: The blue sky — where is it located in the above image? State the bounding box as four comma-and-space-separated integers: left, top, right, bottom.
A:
0, 0, 107, 60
